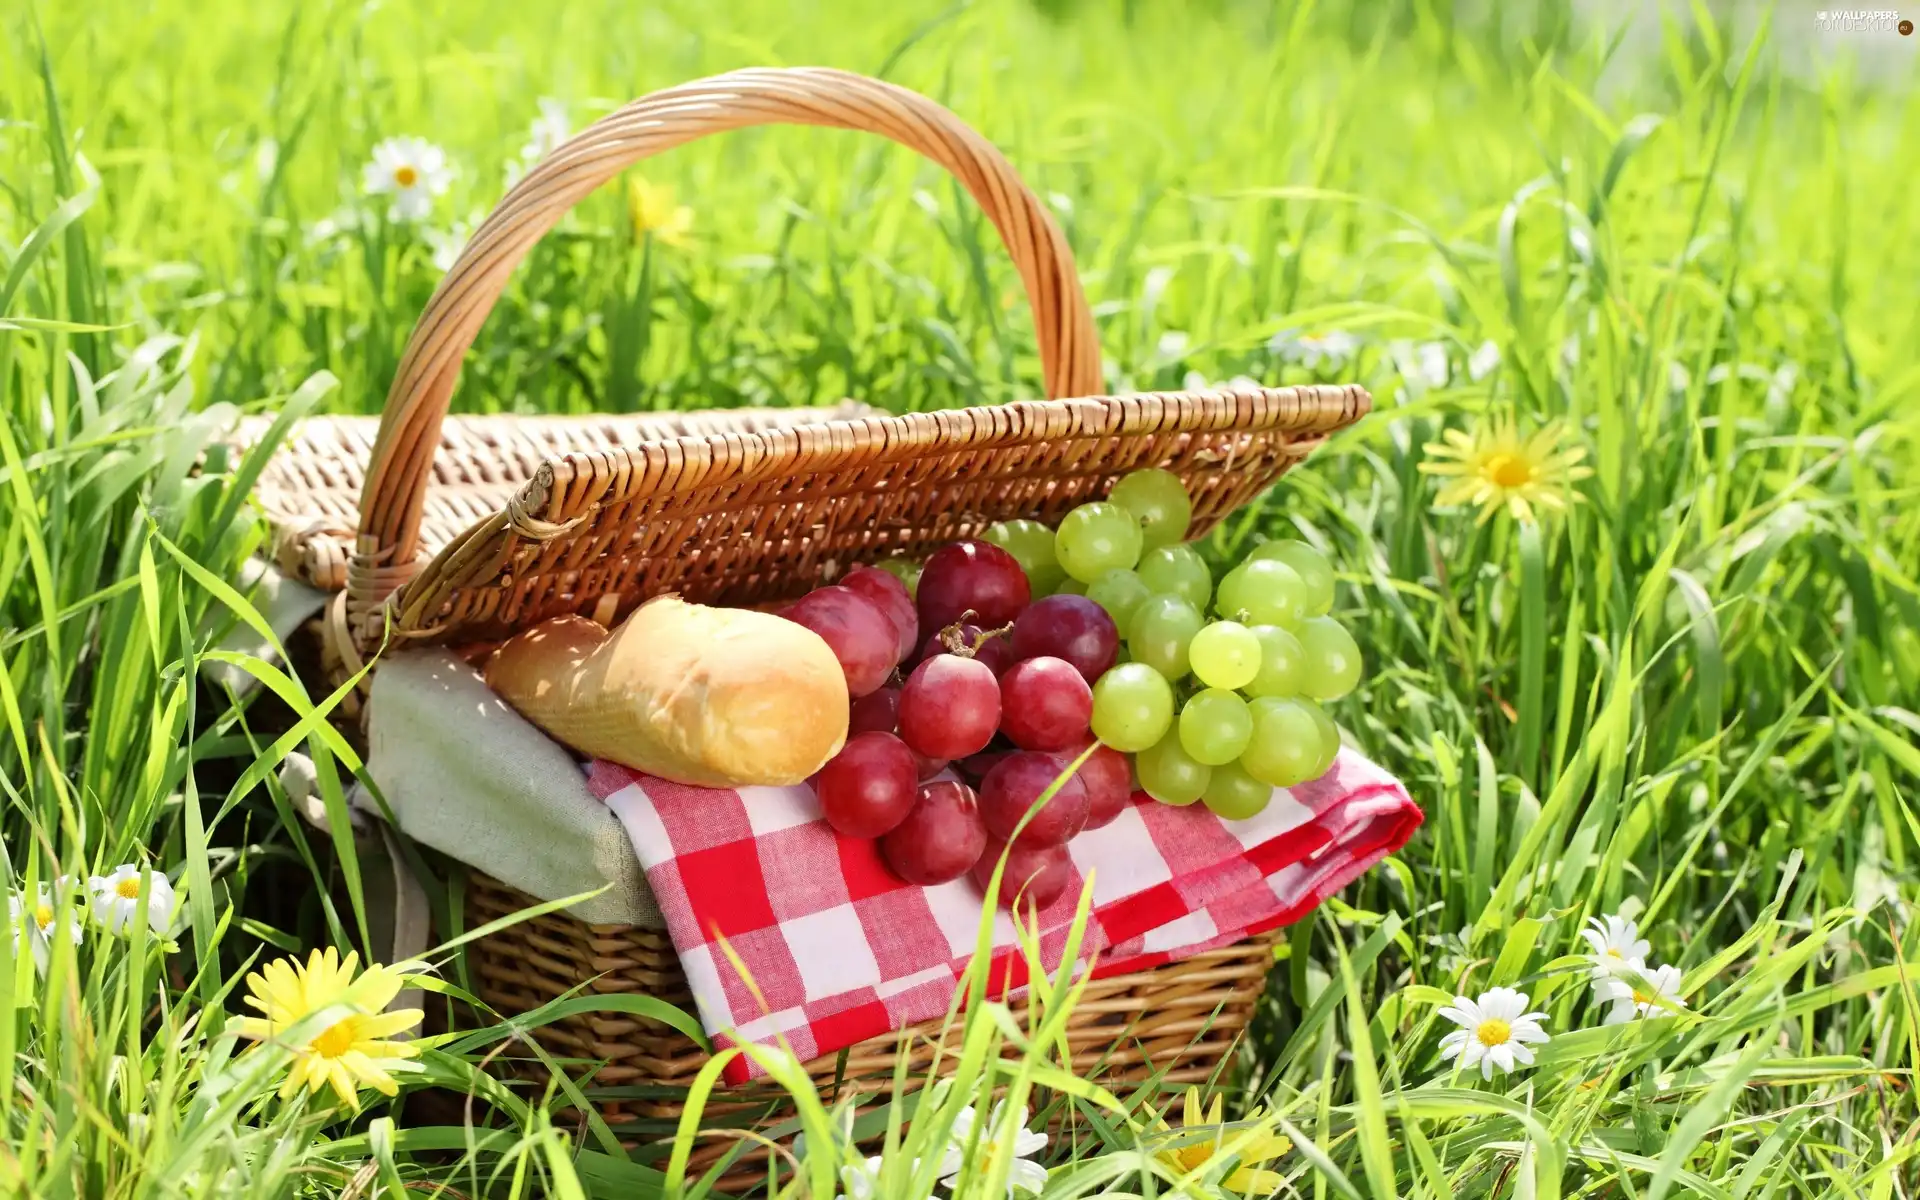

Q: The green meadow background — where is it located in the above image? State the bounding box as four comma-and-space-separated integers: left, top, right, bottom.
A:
3, 0, 1918, 1194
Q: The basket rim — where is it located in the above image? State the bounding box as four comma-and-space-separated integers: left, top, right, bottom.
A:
350, 382, 1369, 659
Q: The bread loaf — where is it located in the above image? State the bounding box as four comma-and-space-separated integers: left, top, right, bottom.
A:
484, 596, 848, 787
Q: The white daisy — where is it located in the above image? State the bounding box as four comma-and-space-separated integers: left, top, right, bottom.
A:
1392, 339, 1451, 392
1468, 339, 1502, 381
425, 218, 476, 274
88, 865, 177, 936
362, 137, 453, 222
1270, 328, 1360, 370
1579, 913, 1651, 981
837, 1155, 884, 1200
521, 97, 571, 163
938, 1102, 1049, 1196
1599, 963, 1687, 1024
1436, 987, 1550, 1080
9, 884, 83, 972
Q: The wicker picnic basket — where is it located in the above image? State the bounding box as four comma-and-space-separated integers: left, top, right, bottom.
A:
253, 67, 1369, 1181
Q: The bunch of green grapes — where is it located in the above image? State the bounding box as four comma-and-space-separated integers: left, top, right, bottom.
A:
1059, 470, 1361, 821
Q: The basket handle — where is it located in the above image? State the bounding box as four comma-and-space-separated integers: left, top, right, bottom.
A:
353, 66, 1102, 602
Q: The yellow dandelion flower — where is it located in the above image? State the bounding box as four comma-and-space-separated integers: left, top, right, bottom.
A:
1152, 1086, 1292, 1194
627, 176, 693, 246
236, 948, 423, 1109
1419, 416, 1592, 524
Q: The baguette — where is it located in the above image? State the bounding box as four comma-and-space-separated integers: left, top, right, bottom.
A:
484, 596, 848, 787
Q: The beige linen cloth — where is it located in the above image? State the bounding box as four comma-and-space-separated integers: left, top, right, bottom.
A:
226, 564, 663, 972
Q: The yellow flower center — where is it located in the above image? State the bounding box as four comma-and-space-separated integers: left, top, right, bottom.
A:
1484, 453, 1535, 489
1475, 1018, 1511, 1047
34, 905, 53, 931
116, 877, 143, 900
1172, 1143, 1216, 1171
392, 165, 419, 188
312, 1016, 361, 1059
1605, 948, 1623, 958
1632, 989, 1652, 1005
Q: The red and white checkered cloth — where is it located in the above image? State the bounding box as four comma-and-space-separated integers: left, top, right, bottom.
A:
587, 749, 1420, 1083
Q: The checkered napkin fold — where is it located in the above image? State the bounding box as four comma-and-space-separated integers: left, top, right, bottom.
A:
588, 749, 1421, 1084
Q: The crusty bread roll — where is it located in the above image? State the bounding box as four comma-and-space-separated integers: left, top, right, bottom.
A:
484, 596, 848, 787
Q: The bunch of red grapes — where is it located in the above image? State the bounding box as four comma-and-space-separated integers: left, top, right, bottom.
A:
784, 548, 1132, 912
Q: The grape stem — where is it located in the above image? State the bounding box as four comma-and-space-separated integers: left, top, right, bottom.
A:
940, 612, 1013, 658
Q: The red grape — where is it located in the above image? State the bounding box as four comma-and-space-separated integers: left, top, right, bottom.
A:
880, 780, 988, 885
815, 732, 918, 838
956, 744, 1013, 783
916, 539, 1031, 635
971, 838, 1072, 911
998, 657, 1094, 751
978, 751, 1092, 847
912, 751, 951, 781
899, 654, 1001, 759
842, 566, 918, 663
848, 686, 901, 735
1072, 742, 1134, 830
1010, 595, 1119, 682
783, 586, 898, 696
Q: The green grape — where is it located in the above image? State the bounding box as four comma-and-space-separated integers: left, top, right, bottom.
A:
1245, 624, 1306, 698
1250, 540, 1335, 616
1127, 594, 1205, 680
1052, 576, 1088, 596
1305, 699, 1341, 775
1240, 697, 1326, 787
1297, 616, 1363, 700
983, 518, 1066, 594
1090, 663, 1176, 752
1109, 468, 1193, 551
1178, 688, 1253, 765
1086, 568, 1152, 628
1215, 558, 1308, 628
1137, 545, 1212, 610
875, 558, 922, 599
1188, 620, 1261, 690
1202, 761, 1272, 820
1137, 731, 1211, 805
1056, 502, 1145, 582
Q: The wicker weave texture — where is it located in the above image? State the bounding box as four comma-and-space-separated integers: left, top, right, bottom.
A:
465, 872, 1278, 1187
247, 405, 874, 591
368, 384, 1367, 651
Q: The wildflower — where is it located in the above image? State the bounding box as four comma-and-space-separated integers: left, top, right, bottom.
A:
793, 1106, 886, 1199
1391, 339, 1451, 393
1599, 963, 1687, 1024
361, 137, 453, 222
88, 865, 176, 936
837, 1156, 884, 1200
627, 176, 693, 246
1270, 328, 1359, 370
1579, 913, 1650, 981
1468, 339, 1502, 381
1437, 987, 1550, 1080
1151, 1086, 1291, 1194
938, 1102, 1048, 1196
9, 884, 82, 973
1183, 370, 1262, 392
237, 948, 424, 1109
521, 97, 571, 163
1155, 330, 1191, 361
1418, 416, 1593, 524
425, 218, 476, 274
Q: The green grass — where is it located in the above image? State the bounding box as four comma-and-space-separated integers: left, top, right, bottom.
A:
4, 0, 1919, 1195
